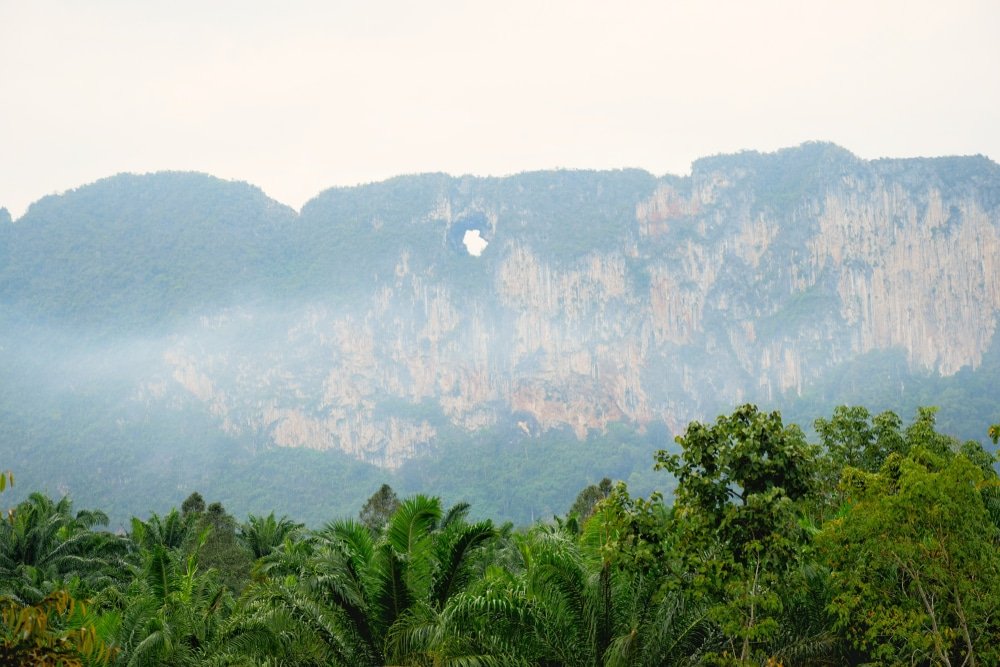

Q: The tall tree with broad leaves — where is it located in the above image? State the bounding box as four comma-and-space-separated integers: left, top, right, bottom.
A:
192, 502, 253, 594
821, 443, 1000, 666
567, 477, 614, 524
656, 404, 833, 664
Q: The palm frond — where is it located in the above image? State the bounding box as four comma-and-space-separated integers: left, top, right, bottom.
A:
431, 520, 496, 608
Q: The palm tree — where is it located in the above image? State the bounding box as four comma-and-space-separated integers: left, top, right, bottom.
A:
238, 512, 303, 560
130, 508, 196, 552
111, 542, 230, 666
0, 492, 128, 603
764, 562, 849, 666
213, 495, 499, 666
441, 507, 716, 666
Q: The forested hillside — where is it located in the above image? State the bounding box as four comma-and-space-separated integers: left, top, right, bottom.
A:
3, 405, 999, 665
1, 142, 999, 526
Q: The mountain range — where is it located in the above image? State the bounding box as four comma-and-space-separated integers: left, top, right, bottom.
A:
2, 141, 999, 525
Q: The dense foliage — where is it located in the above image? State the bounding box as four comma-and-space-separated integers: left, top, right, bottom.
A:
2, 403, 997, 665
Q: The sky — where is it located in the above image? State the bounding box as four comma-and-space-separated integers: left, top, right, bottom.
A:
2, 0, 999, 218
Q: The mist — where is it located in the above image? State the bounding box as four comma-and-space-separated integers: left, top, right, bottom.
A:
3, 147, 999, 526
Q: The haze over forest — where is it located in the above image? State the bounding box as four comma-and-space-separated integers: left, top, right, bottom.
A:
4, 3, 1000, 663
2, 142, 999, 525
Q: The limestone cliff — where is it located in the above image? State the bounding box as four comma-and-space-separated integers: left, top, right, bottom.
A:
136, 144, 1000, 467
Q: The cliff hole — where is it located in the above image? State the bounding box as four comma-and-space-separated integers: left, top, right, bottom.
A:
448, 212, 490, 257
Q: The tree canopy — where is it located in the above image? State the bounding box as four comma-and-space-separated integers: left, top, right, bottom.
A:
1, 403, 997, 665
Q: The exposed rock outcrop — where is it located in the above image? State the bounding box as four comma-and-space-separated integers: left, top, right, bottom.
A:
142, 145, 1000, 467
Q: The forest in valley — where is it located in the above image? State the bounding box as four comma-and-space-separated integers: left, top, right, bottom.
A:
3, 404, 999, 666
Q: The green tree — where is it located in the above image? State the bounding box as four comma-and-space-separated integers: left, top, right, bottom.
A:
238, 512, 303, 561
567, 477, 613, 522
358, 483, 401, 536
0, 472, 114, 666
815, 406, 885, 473
111, 541, 230, 666
821, 448, 1000, 665
192, 502, 252, 594
657, 404, 825, 664
216, 495, 498, 666
130, 508, 196, 552
812, 406, 908, 519
443, 502, 715, 666
0, 493, 128, 603
181, 492, 206, 516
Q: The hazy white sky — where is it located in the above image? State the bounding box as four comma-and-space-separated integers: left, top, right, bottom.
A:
2, 0, 998, 218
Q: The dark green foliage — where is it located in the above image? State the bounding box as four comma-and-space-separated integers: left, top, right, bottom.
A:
130, 508, 196, 552
567, 477, 613, 521
358, 484, 401, 536
217, 495, 500, 666
658, 404, 815, 553
3, 401, 999, 665
441, 507, 715, 666
815, 405, 894, 473
190, 501, 253, 594
238, 512, 302, 560
0, 172, 297, 331
181, 492, 206, 516
112, 540, 231, 666
0, 493, 129, 604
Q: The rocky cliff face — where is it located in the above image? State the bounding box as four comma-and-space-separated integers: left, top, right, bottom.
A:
119, 144, 1000, 468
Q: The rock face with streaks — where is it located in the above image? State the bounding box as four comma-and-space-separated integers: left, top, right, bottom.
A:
4, 144, 1000, 469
